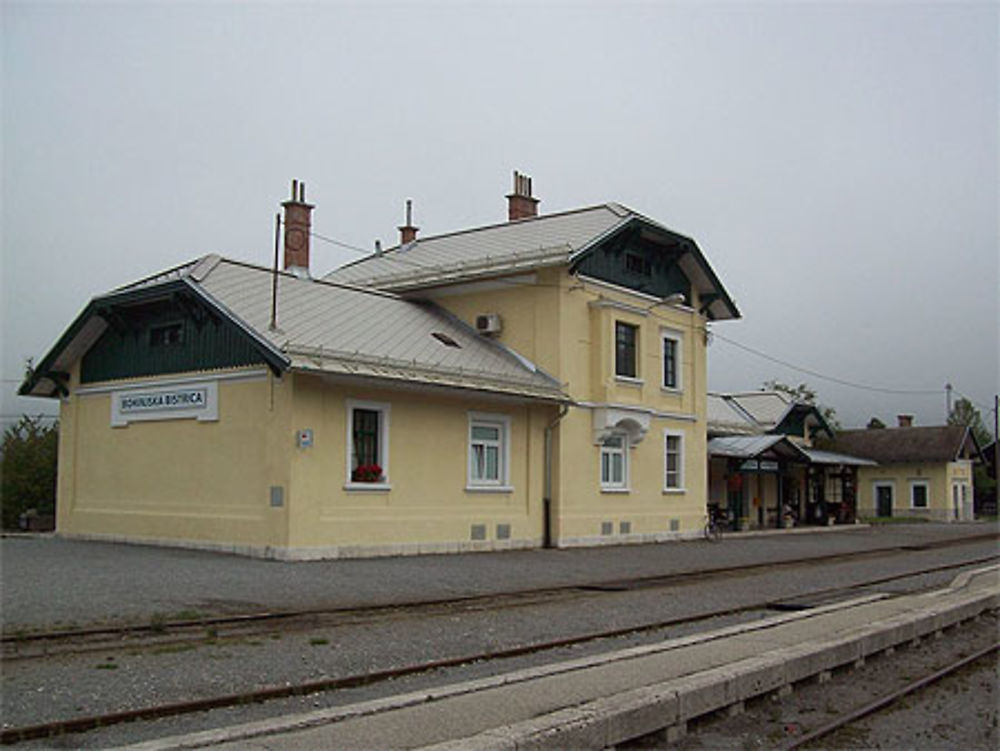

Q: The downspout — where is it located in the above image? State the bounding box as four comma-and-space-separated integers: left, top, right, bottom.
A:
543, 403, 570, 549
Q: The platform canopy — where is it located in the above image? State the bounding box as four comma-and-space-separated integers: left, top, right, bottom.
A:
707, 435, 810, 463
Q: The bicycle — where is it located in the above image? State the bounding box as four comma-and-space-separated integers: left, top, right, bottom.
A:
703, 507, 723, 542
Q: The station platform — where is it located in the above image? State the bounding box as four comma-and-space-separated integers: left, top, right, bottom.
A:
124, 564, 1000, 750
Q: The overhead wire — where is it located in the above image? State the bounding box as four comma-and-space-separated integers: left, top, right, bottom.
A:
306, 225, 971, 400
708, 331, 945, 396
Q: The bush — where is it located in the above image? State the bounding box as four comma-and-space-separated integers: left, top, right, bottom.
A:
1, 416, 58, 530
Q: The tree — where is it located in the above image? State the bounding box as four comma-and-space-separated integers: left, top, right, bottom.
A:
866, 417, 886, 429
947, 398, 991, 447
1, 415, 59, 529
762, 380, 841, 431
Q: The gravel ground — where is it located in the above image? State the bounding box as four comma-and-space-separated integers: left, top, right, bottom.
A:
4, 548, 995, 748
659, 611, 999, 751
2, 522, 995, 631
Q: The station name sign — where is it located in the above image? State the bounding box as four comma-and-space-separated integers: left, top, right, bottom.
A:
119, 389, 207, 413
111, 380, 218, 427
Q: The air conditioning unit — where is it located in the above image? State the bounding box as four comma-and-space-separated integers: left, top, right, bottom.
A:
475, 313, 502, 336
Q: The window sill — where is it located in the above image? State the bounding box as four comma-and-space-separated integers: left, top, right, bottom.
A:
614, 376, 644, 386
344, 482, 392, 492
601, 487, 631, 494
662, 487, 687, 494
465, 485, 514, 494
660, 386, 683, 395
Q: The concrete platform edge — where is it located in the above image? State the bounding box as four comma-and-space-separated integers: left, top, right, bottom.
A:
113, 565, 999, 751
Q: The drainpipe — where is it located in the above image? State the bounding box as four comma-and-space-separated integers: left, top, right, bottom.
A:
543, 403, 571, 549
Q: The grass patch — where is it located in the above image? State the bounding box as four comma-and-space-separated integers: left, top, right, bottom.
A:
309, 637, 330, 646
149, 613, 168, 633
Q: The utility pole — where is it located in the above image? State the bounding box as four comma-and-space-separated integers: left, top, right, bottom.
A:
945, 383, 953, 420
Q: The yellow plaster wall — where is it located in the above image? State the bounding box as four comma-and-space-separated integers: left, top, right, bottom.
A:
283, 374, 553, 553
57, 366, 291, 550
426, 267, 712, 545
856, 462, 970, 521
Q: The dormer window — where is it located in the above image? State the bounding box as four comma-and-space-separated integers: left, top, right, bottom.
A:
625, 253, 651, 276
150, 323, 183, 348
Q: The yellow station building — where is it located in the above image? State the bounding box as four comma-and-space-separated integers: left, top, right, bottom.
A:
21, 175, 740, 559
821, 417, 982, 522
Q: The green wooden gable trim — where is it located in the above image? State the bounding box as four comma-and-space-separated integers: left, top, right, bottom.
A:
570, 220, 692, 302
81, 289, 266, 384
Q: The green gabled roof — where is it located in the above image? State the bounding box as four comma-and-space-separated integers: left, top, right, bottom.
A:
20, 270, 291, 398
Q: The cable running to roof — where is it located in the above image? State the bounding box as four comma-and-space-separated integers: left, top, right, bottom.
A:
708, 331, 944, 396
305, 226, 973, 403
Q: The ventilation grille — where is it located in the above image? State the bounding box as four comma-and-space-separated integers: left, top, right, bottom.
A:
269, 486, 284, 508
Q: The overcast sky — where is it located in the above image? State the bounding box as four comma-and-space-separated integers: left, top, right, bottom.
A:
2, 1, 997, 432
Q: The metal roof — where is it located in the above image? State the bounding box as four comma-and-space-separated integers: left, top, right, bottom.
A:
723, 392, 794, 429
706, 394, 758, 435
21, 255, 567, 402
327, 204, 627, 289
324, 203, 739, 320
707, 435, 809, 461
798, 448, 877, 467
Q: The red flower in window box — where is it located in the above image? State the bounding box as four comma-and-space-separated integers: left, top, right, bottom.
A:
352, 464, 383, 483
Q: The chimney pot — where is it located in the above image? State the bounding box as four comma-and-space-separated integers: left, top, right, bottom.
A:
281, 179, 315, 277
506, 169, 539, 221
398, 199, 419, 245
897, 414, 914, 428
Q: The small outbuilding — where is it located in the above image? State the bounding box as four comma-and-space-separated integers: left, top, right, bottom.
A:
820, 417, 983, 522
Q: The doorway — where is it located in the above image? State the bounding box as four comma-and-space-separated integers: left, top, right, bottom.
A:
875, 483, 894, 517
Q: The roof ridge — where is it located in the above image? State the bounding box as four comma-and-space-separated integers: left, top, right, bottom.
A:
206, 255, 405, 302
331, 202, 629, 274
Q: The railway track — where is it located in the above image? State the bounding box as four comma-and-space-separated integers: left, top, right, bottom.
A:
783, 641, 999, 750
1, 551, 996, 745
4, 531, 996, 662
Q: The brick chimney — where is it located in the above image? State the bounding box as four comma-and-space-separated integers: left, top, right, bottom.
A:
282, 179, 314, 277
398, 199, 418, 245
897, 414, 914, 428
506, 170, 539, 221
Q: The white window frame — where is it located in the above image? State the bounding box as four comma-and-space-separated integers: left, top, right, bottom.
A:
345, 399, 391, 491
663, 429, 685, 492
909, 480, 930, 509
600, 433, 629, 492
661, 329, 683, 392
466, 412, 512, 492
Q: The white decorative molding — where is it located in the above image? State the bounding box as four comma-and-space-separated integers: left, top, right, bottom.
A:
577, 401, 697, 423
591, 406, 651, 445
588, 297, 650, 317
79, 368, 267, 395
